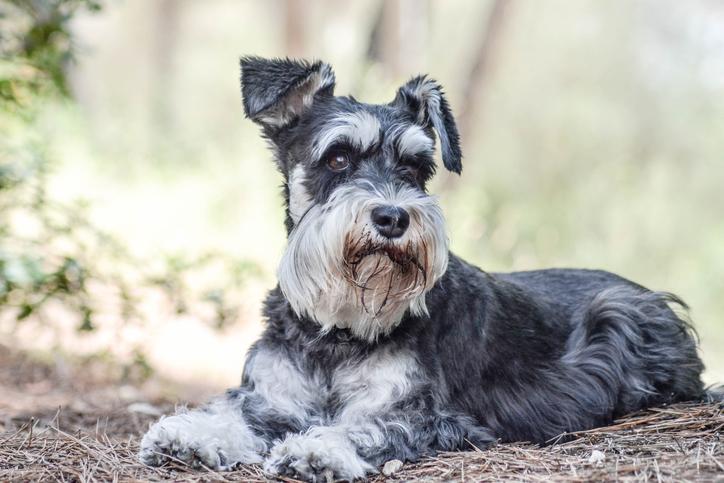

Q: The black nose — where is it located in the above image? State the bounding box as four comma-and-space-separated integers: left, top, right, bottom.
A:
371, 206, 410, 239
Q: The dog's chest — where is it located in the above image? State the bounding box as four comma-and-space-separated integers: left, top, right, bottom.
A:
328, 348, 421, 420
247, 346, 421, 422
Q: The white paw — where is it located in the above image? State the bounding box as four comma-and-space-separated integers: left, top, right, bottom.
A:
139, 404, 265, 471
263, 429, 372, 482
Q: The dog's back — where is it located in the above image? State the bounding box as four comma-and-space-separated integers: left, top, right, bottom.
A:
421, 256, 704, 443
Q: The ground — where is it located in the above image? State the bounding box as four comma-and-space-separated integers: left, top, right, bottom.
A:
1, 345, 722, 482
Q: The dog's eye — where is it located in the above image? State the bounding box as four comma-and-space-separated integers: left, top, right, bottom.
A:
399, 164, 419, 178
399, 156, 423, 177
326, 152, 350, 172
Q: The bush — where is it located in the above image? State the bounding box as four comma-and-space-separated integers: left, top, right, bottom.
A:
1, 0, 260, 344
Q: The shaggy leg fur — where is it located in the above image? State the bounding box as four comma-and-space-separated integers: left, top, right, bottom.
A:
140, 393, 493, 477
139, 398, 266, 469
263, 413, 494, 481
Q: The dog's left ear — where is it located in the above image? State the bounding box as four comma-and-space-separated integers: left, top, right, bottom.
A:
392, 76, 462, 174
240, 56, 336, 130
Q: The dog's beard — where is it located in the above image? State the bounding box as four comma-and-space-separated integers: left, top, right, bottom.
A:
278, 181, 448, 341
343, 230, 430, 315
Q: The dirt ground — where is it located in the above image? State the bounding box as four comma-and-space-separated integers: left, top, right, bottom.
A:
1, 345, 722, 482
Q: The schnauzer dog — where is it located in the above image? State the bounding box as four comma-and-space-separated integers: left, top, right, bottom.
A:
139, 57, 708, 480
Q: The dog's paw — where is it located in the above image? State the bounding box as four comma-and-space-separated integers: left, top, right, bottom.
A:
139, 415, 229, 470
263, 430, 372, 482
139, 409, 264, 471
263, 448, 334, 482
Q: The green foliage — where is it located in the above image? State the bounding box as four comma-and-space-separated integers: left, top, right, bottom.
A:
0, 0, 261, 345
0, 0, 102, 106
0, 0, 101, 329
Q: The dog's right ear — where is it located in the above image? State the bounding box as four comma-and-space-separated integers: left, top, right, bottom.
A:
240, 56, 335, 130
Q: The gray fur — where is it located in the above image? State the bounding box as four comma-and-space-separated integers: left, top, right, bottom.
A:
139, 58, 709, 481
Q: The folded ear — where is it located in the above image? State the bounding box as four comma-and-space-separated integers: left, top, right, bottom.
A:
392, 76, 462, 174
240, 56, 335, 129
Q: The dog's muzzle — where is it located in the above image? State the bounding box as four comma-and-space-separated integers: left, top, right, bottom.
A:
278, 181, 449, 340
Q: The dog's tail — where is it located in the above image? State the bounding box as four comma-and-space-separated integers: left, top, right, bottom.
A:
564, 286, 705, 415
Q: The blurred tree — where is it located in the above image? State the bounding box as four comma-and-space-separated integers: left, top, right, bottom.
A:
0, 0, 260, 341
458, 0, 515, 143
284, 0, 307, 57
1, 0, 106, 329
367, 0, 429, 79
0, 0, 102, 105
151, 0, 181, 133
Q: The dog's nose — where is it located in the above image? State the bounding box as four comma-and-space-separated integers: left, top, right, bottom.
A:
371, 205, 410, 239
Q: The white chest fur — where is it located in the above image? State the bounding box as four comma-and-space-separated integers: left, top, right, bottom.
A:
332, 348, 421, 421
245, 347, 422, 423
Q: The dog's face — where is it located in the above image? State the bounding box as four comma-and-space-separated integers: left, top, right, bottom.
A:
240, 57, 462, 341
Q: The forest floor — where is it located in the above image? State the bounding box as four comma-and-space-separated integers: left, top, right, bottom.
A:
1, 345, 722, 482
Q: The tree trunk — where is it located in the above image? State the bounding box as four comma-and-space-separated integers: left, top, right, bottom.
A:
458, 0, 514, 144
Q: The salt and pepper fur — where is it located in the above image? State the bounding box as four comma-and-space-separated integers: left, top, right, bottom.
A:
140, 57, 708, 481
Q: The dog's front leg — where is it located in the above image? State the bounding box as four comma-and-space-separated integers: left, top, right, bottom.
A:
263, 424, 374, 481
263, 412, 494, 481
139, 346, 316, 470
138, 392, 269, 470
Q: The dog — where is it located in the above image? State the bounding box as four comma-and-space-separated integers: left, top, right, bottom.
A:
139, 57, 708, 481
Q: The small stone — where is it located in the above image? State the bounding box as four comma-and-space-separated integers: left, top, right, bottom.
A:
588, 449, 605, 465
382, 459, 404, 476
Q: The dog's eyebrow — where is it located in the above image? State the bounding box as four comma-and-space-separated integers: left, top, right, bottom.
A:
312, 112, 381, 160
394, 125, 434, 157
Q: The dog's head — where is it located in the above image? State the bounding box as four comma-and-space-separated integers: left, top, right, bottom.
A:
240, 57, 461, 341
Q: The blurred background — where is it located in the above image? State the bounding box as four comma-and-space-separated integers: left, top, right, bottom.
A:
1, 0, 723, 405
